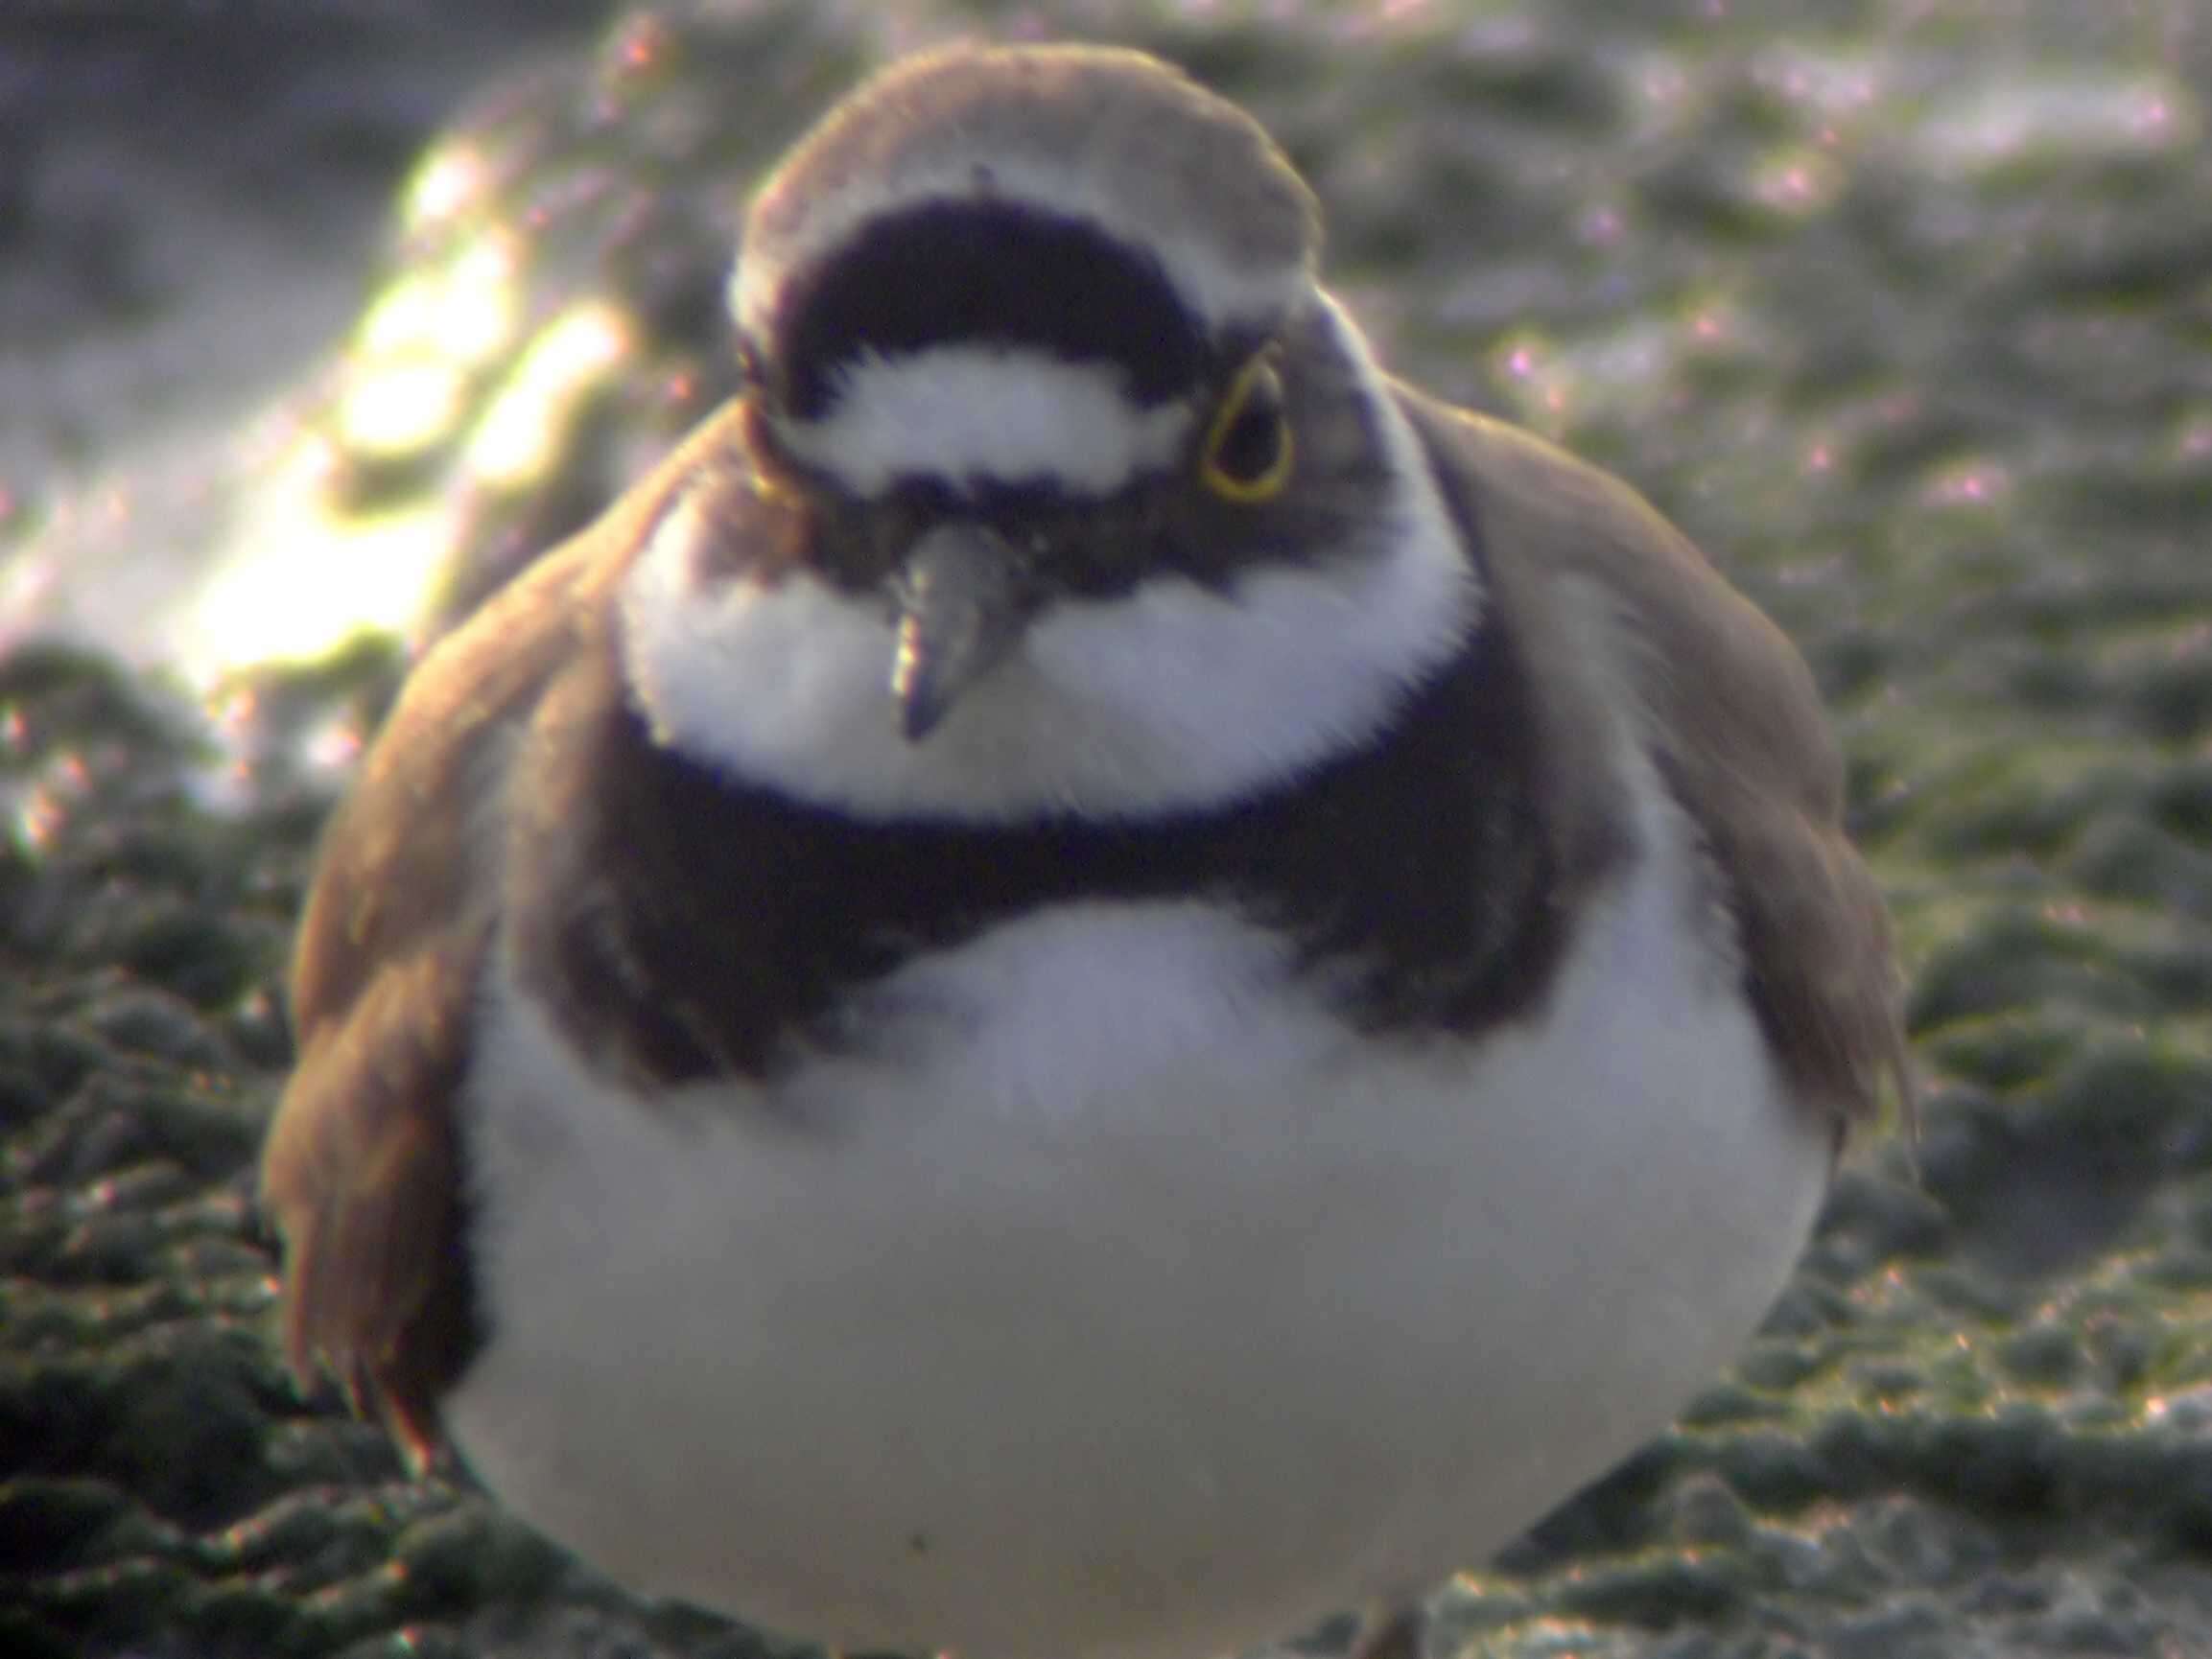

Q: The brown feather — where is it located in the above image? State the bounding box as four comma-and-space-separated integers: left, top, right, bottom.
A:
1403, 391, 1910, 1135
258, 404, 753, 1457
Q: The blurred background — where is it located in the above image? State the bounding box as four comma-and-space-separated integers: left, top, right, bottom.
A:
3, 3, 2210, 1656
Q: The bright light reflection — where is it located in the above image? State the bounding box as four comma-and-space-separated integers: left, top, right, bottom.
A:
464, 301, 634, 489
434, 236, 525, 365
406, 146, 489, 229
355, 233, 520, 370
336, 358, 470, 458
185, 435, 449, 683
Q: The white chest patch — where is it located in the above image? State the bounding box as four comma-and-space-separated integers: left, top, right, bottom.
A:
447, 788, 1831, 1659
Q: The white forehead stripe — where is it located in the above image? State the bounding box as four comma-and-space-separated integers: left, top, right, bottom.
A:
774, 347, 1195, 497
733, 156, 1308, 344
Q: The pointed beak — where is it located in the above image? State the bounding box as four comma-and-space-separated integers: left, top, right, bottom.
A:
889, 521, 1035, 742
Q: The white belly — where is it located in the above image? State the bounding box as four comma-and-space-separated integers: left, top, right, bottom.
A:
449, 859, 1829, 1659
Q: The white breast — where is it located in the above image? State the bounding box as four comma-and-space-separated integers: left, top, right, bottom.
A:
448, 784, 1829, 1659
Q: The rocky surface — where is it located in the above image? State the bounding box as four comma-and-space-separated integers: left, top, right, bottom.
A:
5, 1, 2212, 1656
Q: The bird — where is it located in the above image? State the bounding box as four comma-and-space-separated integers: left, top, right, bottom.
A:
260, 39, 1909, 1659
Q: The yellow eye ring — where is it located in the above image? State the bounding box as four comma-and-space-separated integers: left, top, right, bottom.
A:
749, 463, 800, 507
1198, 352, 1294, 503
740, 397, 804, 506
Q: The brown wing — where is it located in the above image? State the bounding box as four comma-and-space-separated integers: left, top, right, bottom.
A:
1403, 390, 1911, 1135
260, 404, 748, 1464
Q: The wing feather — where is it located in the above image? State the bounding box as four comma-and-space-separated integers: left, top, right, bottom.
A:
259, 405, 747, 1460
1404, 390, 1910, 1133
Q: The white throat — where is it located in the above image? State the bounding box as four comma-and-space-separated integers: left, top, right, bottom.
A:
619, 300, 1478, 823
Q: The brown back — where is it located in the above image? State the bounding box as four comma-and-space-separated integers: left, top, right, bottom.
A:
258, 406, 746, 1460
1403, 389, 1910, 1135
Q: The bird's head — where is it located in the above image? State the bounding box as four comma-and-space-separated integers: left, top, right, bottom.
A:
621, 43, 1475, 822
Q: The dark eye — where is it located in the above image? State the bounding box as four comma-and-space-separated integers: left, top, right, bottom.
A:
1199, 353, 1294, 502
735, 332, 769, 393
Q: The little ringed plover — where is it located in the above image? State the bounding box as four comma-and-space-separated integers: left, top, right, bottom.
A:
262, 41, 1909, 1659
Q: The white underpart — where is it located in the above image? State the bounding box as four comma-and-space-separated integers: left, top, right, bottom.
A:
775, 346, 1194, 496
448, 723, 1832, 1659
621, 298, 1476, 822
734, 156, 1307, 347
